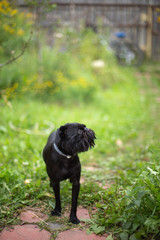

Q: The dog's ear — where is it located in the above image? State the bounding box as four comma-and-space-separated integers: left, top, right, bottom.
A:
59, 125, 67, 138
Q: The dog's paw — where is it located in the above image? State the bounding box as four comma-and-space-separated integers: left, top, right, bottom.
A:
69, 216, 80, 224
51, 209, 61, 216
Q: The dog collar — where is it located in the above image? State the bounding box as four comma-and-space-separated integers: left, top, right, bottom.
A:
53, 143, 72, 159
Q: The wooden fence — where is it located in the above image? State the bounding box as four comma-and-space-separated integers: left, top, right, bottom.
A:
18, 0, 160, 59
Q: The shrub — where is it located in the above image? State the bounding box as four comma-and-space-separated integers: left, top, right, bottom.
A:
90, 145, 160, 240
0, 0, 32, 62
0, 26, 131, 103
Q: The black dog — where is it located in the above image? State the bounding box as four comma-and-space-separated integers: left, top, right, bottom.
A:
43, 123, 96, 224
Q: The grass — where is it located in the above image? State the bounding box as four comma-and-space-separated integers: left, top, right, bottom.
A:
0, 59, 160, 239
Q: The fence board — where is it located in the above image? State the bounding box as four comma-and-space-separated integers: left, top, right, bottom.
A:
18, 0, 160, 59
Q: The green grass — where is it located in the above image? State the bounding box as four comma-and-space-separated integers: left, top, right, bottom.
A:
0, 60, 160, 239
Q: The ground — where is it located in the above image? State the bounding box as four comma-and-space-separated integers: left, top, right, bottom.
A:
0, 207, 108, 240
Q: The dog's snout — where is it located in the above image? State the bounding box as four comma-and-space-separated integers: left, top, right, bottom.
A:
84, 127, 89, 131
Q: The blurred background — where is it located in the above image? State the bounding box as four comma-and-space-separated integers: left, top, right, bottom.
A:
19, 0, 160, 58
0, 0, 160, 101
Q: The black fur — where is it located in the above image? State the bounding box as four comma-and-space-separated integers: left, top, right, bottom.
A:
43, 123, 96, 224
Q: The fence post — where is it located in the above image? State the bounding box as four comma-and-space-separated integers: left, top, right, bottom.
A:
146, 5, 153, 58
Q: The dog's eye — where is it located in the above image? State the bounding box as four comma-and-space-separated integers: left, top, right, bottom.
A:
78, 129, 83, 134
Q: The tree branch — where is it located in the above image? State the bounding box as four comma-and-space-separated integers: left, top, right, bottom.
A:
0, 32, 33, 68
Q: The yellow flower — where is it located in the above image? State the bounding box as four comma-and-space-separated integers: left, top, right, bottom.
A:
10, 9, 18, 16
78, 77, 88, 88
9, 28, 15, 34
13, 82, 18, 89
17, 29, 24, 36
46, 81, 53, 87
1, 0, 9, 8
26, 12, 32, 18
157, 16, 160, 23
0, 0, 8, 12
70, 78, 89, 88
0, 0, 11, 14
45, 193, 53, 197
3, 24, 15, 34
3, 24, 9, 31
3, 82, 18, 99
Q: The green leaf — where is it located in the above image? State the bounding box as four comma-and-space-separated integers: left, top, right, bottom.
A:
129, 234, 139, 240
132, 223, 140, 231
92, 225, 105, 234
119, 232, 129, 240
134, 199, 141, 207
81, 218, 92, 224
106, 235, 114, 240
0, 126, 7, 133
122, 221, 132, 230
126, 203, 135, 210
3, 182, 11, 193
137, 191, 147, 199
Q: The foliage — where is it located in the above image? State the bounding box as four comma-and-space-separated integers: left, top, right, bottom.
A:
0, 47, 96, 101
121, 161, 160, 239
90, 154, 160, 239
0, 0, 32, 63
0, 27, 125, 102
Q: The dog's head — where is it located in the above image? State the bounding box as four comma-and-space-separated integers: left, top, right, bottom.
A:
57, 123, 96, 155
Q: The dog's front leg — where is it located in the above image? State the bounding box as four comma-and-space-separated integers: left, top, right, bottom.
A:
51, 181, 61, 216
69, 181, 80, 224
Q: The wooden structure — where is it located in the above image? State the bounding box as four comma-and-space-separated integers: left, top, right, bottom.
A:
18, 0, 160, 59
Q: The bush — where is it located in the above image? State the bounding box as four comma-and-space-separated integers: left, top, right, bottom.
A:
119, 146, 160, 239
90, 145, 160, 240
1, 26, 133, 103
0, 0, 32, 62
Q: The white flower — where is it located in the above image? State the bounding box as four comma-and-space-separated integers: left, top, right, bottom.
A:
54, 32, 63, 38
24, 179, 31, 184
92, 60, 105, 68
23, 161, 29, 165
